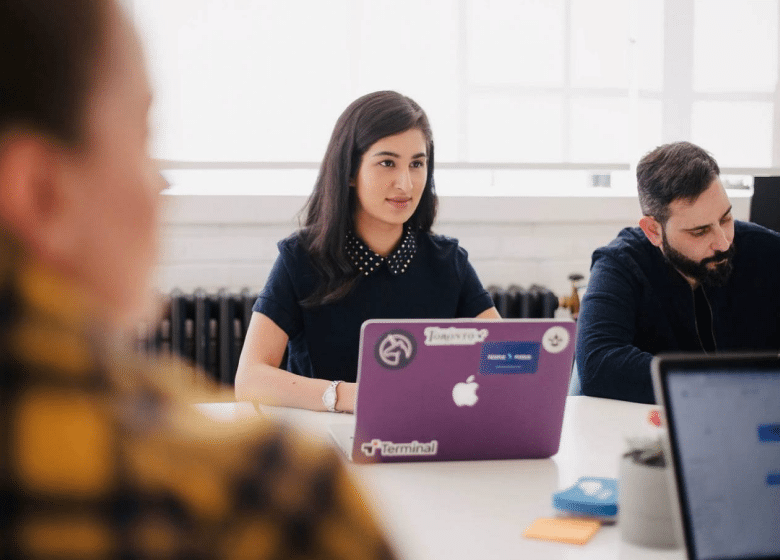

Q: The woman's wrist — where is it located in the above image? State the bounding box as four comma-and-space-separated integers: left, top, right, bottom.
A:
335, 381, 356, 413
322, 380, 342, 412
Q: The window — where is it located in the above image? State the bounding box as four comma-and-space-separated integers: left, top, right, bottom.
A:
131, 0, 780, 194
691, 0, 778, 168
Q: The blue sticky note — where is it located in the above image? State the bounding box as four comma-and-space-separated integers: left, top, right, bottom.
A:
479, 341, 539, 374
553, 477, 619, 518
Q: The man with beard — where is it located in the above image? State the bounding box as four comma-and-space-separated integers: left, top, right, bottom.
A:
576, 141, 780, 403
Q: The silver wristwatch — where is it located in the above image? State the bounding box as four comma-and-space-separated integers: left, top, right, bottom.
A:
322, 380, 343, 412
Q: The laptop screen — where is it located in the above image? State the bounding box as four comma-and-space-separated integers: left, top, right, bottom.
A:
662, 361, 780, 560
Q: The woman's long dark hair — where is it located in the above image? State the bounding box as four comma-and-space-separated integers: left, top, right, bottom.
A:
300, 91, 438, 306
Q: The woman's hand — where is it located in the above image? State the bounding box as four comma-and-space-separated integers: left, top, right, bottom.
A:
236, 312, 360, 412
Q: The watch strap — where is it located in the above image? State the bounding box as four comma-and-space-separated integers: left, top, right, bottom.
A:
322, 380, 343, 412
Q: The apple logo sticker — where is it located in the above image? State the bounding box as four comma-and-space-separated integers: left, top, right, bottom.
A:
452, 375, 479, 407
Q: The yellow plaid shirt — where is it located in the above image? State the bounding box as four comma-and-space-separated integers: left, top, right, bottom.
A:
0, 233, 395, 559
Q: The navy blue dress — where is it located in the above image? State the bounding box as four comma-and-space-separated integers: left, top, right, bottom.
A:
254, 231, 494, 382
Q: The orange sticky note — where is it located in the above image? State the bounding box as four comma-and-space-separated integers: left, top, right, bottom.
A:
523, 517, 602, 545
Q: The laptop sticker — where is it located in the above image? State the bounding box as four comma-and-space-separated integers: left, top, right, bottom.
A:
375, 330, 417, 369
360, 438, 438, 458
424, 326, 489, 346
479, 342, 540, 374
758, 423, 780, 442
542, 326, 570, 354
452, 375, 479, 406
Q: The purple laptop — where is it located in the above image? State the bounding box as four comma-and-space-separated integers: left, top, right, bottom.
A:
329, 318, 576, 463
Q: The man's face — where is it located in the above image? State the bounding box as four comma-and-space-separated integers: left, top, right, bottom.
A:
659, 178, 735, 287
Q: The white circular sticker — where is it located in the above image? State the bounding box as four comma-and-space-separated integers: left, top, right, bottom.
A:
542, 326, 570, 354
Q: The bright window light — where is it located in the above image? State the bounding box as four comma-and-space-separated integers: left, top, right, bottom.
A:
130, 0, 780, 195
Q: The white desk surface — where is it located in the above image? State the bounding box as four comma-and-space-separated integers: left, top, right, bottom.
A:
197, 396, 685, 560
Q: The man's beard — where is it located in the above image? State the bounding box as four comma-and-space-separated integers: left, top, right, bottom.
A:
661, 233, 735, 287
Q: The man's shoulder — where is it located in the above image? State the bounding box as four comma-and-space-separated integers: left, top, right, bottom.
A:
734, 220, 780, 247
593, 227, 655, 266
732, 221, 780, 277
589, 227, 672, 290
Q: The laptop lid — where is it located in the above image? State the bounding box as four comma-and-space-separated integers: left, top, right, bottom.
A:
652, 353, 780, 560
350, 318, 575, 463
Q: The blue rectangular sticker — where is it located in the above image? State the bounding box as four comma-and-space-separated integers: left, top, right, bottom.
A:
758, 424, 780, 442
767, 472, 780, 486
479, 342, 540, 374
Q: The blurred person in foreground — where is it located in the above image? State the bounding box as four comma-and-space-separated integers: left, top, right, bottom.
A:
0, 0, 394, 558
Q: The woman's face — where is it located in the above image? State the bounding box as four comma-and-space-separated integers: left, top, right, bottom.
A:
60, 6, 163, 329
352, 128, 428, 235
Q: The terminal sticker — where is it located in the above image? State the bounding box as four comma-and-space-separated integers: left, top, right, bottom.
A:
479, 341, 540, 374
360, 439, 438, 458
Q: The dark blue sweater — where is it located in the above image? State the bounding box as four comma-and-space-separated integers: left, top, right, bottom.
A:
576, 220, 780, 403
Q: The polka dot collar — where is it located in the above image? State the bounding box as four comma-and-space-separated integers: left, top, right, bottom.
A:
345, 227, 417, 276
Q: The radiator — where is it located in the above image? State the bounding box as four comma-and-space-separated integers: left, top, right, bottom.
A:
135, 288, 256, 386
486, 284, 560, 319
136, 284, 561, 385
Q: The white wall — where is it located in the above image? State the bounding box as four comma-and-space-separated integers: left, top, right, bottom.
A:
157, 191, 753, 299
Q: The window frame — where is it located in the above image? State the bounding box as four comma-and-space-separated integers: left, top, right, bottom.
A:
130, 0, 780, 186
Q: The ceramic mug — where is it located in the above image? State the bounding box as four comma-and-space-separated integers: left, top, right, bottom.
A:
619, 454, 680, 549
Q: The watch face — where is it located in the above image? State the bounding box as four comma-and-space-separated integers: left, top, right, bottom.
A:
324, 388, 337, 407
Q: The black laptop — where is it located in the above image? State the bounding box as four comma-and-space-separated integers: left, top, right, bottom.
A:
652, 353, 780, 560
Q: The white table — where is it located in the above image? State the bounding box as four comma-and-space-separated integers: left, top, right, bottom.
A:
197, 396, 685, 560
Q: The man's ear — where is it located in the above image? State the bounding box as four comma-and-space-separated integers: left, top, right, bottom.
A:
0, 133, 67, 256
639, 215, 664, 248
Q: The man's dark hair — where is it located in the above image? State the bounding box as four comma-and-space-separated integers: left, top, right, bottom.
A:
636, 141, 720, 224
0, 0, 108, 145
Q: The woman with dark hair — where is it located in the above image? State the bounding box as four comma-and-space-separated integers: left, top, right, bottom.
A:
235, 91, 500, 412
0, 1, 395, 557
